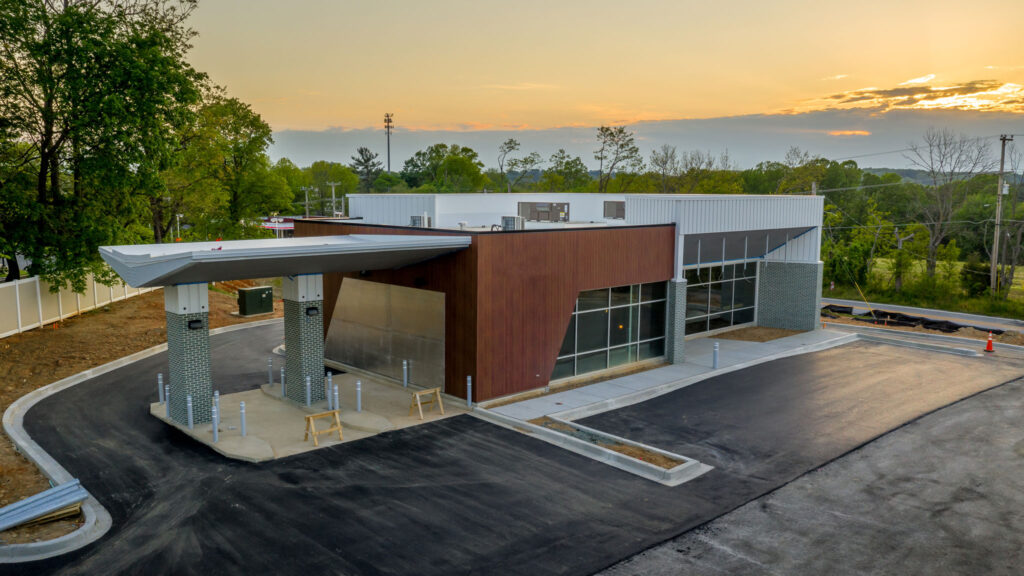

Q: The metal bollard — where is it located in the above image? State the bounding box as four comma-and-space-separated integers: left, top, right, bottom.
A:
214, 390, 220, 418
158, 373, 165, 404
305, 376, 311, 406
211, 405, 219, 443
164, 384, 170, 418
327, 372, 334, 409
267, 357, 273, 386
402, 360, 409, 388
356, 380, 362, 412
713, 342, 720, 370
333, 384, 339, 413
466, 375, 473, 408
280, 367, 285, 396
240, 401, 247, 437
186, 395, 194, 430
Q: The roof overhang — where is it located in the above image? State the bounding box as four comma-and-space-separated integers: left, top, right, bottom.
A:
100, 235, 472, 287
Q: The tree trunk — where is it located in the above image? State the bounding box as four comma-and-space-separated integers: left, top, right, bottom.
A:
926, 241, 938, 277
4, 257, 20, 282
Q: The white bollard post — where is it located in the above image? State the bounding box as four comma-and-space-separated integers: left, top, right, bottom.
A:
186, 395, 194, 430
326, 372, 334, 409
333, 384, 340, 413
356, 380, 362, 412
402, 360, 409, 388
305, 376, 311, 407
240, 401, 247, 437
280, 367, 285, 396
713, 342, 720, 370
466, 375, 473, 408
214, 390, 220, 418
158, 373, 165, 404
164, 385, 170, 418
211, 405, 219, 443
267, 357, 273, 386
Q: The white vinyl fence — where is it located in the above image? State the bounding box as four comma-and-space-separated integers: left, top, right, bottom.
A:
0, 275, 159, 339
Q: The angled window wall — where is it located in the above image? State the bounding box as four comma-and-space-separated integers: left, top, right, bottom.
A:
684, 261, 757, 336
552, 282, 667, 381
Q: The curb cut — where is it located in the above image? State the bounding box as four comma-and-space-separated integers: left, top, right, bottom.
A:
0, 318, 282, 563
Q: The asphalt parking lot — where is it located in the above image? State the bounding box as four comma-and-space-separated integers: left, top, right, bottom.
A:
11, 327, 1024, 575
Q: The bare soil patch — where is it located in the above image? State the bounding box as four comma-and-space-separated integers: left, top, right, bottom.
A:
821, 315, 1024, 345
0, 280, 282, 544
528, 416, 686, 470
715, 326, 804, 342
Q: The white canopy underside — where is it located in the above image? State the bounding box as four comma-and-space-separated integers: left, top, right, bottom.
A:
99, 235, 472, 287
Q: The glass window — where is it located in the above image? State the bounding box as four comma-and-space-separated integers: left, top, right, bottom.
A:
708, 282, 728, 314
641, 282, 667, 301
609, 345, 636, 368
686, 285, 709, 318
708, 313, 731, 332
577, 350, 607, 375
638, 339, 665, 360
558, 316, 575, 357
551, 357, 574, 380
578, 288, 608, 311
577, 310, 608, 352
686, 317, 708, 334
708, 266, 723, 283
609, 306, 635, 347
639, 300, 666, 340
734, 307, 755, 325
734, 277, 756, 310
685, 267, 707, 285
610, 285, 631, 307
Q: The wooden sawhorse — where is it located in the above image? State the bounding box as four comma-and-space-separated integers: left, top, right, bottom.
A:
304, 410, 343, 446
409, 387, 445, 420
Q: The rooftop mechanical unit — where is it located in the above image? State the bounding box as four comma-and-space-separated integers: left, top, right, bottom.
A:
409, 215, 433, 228
238, 286, 273, 316
501, 216, 525, 231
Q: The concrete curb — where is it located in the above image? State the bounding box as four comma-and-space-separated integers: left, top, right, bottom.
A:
0, 318, 282, 563
829, 323, 1024, 354
471, 409, 713, 486
823, 297, 1024, 329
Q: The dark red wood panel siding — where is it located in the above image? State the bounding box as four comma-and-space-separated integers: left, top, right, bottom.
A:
295, 220, 674, 401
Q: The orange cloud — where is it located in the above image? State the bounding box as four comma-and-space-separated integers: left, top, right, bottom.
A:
792, 78, 1024, 114
828, 130, 871, 136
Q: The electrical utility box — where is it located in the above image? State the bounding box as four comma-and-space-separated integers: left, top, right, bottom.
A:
238, 286, 274, 316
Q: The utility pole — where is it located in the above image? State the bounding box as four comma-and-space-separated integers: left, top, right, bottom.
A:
299, 186, 314, 218
991, 134, 1013, 294
326, 181, 340, 216
384, 113, 393, 172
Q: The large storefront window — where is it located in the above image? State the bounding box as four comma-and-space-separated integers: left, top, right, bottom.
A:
684, 261, 757, 336
552, 282, 667, 381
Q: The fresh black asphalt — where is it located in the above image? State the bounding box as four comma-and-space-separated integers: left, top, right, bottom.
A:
8, 329, 1021, 576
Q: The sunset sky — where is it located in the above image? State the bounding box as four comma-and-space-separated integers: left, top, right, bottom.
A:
188, 0, 1024, 167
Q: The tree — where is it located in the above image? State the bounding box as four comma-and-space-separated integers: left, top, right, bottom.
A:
507, 152, 544, 191
350, 147, 383, 194
400, 144, 484, 192
649, 145, 681, 193
540, 149, 590, 191
372, 172, 405, 193
594, 126, 643, 194
308, 161, 357, 214
0, 0, 205, 290
905, 128, 995, 276
497, 138, 520, 193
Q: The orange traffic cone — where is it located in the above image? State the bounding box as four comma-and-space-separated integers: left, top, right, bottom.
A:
985, 332, 994, 353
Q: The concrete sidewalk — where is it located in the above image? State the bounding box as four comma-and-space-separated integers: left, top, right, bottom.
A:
485, 329, 851, 423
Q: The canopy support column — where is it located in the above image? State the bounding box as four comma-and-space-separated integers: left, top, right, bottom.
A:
283, 274, 325, 404
165, 283, 212, 425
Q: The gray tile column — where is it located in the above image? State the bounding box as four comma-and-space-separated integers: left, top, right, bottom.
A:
756, 260, 823, 331
666, 279, 687, 363
165, 284, 212, 425
283, 274, 325, 404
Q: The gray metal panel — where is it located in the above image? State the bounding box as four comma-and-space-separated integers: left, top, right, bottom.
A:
682, 227, 813, 265
625, 195, 824, 234
349, 195, 436, 226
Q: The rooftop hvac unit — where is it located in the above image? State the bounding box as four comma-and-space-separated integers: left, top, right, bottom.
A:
409, 215, 432, 228
501, 216, 525, 231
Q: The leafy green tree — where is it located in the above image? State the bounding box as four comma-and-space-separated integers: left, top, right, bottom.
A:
308, 161, 357, 214
649, 145, 681, 193
400, 144, 484, 192
507, 152, 544, 191
594, 126, 643, 194
540, 149, 590, 191
372, 172, 406, 193
350, 147, 383, 194
496, 138, 520, 193
0, 0, 204, 290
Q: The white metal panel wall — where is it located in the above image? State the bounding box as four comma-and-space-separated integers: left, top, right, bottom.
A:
349, 195, 436, 226
164, 283, 208, 314
433, 193, 626, 228
626, 195, 823, 233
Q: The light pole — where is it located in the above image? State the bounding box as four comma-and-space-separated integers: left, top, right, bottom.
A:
326, 181, 340, 216
299, 186, 315, 218
384, 113, 393, 173
176, 213, 183, 241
